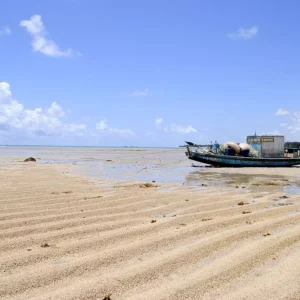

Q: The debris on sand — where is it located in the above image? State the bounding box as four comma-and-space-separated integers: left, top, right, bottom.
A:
276, 202, 294, 206
242, 211, 251, 214
62, 191, 72, 194
279, 195, 289, 199
201, 183, 208, 187
252, 182, 290, 187
106, 160, 113, 162
263, 232, 271, 236
24, 157, 36, 162
139, 183, 159, 188
41, 243, 50, 248
150, 220, 157, 223
238, 201, 249, 206
84, 195, 103, 200
202, 218, 212, 222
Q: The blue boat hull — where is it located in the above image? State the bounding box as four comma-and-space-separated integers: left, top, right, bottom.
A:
186, 150, 300, 167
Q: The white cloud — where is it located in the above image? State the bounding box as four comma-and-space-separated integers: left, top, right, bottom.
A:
293, 111, 300, 119
20, 15, 75, 57
0, 82, 12, 103
274, 109, 300, 135
227, 26, 258, 40
0, 26, 11, 36
154, 117, 163, 129
130, 89, 149, 97
264, 130, 283, 135
96, 120, 135, 137
96, 120, 107, 131
154, 117, 168, 132
154, 117, 197, 134
170, 124, 197, 134
275, 108, 290, 116
0, 82, 86, 136
47, 101, 65, 117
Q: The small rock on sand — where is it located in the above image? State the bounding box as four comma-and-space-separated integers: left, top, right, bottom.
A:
24, 157, 36, 162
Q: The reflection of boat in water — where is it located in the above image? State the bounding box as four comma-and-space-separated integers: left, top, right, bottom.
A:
186, 149, 300, 167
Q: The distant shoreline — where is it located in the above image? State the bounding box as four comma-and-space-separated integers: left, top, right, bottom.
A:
0, 145, 179, 149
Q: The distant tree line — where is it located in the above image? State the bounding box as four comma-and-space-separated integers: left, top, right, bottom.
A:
285, 142, 300, 148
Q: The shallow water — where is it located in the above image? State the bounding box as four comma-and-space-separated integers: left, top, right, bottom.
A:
2, 146, 300, 195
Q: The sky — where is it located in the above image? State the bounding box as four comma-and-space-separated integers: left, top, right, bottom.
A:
1, 0, 300, 147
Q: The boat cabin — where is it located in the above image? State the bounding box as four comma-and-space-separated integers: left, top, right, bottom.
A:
246, 135, 284, 158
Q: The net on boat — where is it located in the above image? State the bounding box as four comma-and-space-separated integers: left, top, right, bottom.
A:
249, 147, 261, 158
219, 142, 261, 158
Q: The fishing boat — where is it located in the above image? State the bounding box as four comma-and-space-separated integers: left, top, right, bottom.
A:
185, 135, 300, 167
186, 148, 300, 167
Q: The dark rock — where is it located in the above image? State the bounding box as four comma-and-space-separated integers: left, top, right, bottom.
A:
24, 157, 36, 162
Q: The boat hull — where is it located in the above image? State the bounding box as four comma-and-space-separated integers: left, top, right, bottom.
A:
186, 150, 300, 167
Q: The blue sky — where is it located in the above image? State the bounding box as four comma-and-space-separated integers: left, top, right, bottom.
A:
1, 0, 300, 146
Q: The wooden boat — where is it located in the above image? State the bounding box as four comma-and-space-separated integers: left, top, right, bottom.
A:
186, 147, 300, 167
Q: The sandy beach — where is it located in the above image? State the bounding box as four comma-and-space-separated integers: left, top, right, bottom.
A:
1, 147, 300, 300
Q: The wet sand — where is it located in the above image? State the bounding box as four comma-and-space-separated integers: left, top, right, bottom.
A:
1, 147, 300, 299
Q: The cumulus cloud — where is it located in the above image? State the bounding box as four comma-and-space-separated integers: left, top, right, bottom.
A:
170, 124, 197, 134
154, 117, 169, 132
275, 108, 290, 116
154, 117, 197, 134
154, 117, 163, 129
130, 89, 149, 97
20, 15, 75, 57
264, 130, 283, 135
227, 26, 258, 40
274, 109, 300, 135
0, 26, 11, 36
0, 82, 86, 136
96, 120, 135, 137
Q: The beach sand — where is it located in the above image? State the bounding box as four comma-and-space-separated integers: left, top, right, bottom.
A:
1, 148, 300, 299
